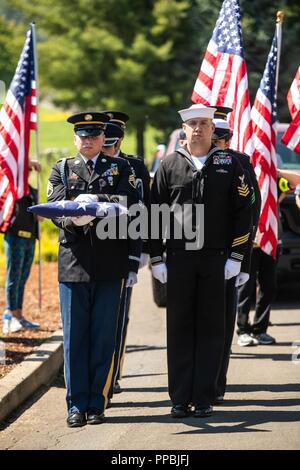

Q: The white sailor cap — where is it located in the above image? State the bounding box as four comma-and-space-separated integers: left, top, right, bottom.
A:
213, 119, 230, 130
212, 119, 233, 139
178, 104, 216, 122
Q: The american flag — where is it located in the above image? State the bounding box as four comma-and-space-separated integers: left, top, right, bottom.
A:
0, 26, 37, 232
251, 33, 278, 258
191, 0, 253, 155
281, 66, 300, 154
28, 201, 128, 219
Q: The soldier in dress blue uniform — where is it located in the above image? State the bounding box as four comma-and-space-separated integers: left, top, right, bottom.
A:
47, 112, 140, 427
101, 111, 150, 401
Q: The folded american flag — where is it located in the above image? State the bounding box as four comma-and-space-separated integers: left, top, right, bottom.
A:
28, 201, 128, 218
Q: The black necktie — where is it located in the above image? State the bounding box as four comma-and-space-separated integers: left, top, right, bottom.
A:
86, 160, 94, 174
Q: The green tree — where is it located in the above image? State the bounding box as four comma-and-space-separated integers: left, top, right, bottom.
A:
4, 0, 300, 152
8, 0, 203, 155
0, 16, 25, 99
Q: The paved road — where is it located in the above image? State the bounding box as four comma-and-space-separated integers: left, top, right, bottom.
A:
0, 268, 300, 450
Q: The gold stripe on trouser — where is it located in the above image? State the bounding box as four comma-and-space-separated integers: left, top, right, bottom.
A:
118, 302, 132, 380
103, 356, 115, 409
102, 279, 125, 408
113, 287, 128, 385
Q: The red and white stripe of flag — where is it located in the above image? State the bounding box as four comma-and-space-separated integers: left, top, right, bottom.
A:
251, 93, 278, 258
0, 30, 37, 232
281, 66, 300, 154
192, 42, 254, 156
287, 66, 300, 119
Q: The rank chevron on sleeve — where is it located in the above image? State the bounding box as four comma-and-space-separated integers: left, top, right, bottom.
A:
237, 184, 250, 197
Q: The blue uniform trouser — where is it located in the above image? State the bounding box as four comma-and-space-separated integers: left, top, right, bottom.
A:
59, 280, 123, 414
109, 285, 133, 399
4, 232, 35, 311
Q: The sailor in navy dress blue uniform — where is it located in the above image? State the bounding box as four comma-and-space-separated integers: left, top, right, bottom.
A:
210, 106, 261, 403
47, 112, 140, 427
101, 111, 150, 400
150, 104, 253, 418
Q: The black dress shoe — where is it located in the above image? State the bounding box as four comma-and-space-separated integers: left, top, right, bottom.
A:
67, 412, 86, 428
113, 381, 123, 394
87, 408, 106, 425
170, 404, 191, 418
194, 405, 213, 418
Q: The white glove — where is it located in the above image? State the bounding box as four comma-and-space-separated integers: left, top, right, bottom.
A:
126, 271, 138, 288
139, 253, 149, 269
235, 272, 250, 287
152, 263, 167, 284
224, 259, 241, 280
74, 194, 98, 203
71, 215, 96, 226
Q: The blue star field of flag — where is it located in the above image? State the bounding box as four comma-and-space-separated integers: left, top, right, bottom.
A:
10, 28, 35, 108
259, 34, 278, 124
212, 0, 244, 57
28, 201, 128, 219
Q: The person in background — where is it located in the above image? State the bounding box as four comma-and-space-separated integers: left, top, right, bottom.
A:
102, 111, 150, 401
236, 178, 278, 346
211, 106, 261, 402
2, 159, 42, 334
277, 168, 300, 209
178, 129, 186, 147
277, 169, 300, 188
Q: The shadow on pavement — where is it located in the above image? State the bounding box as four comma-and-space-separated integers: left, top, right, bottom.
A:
111, 397, 300, 409
107, 409, 300, 436
125, 345, 166, 354
230, 352, 293, 361
226, 383, 300, 393
122, 373, 167, 379
122, 386, 168, 393
110, 399, 171, 409
175, 409, 300, 435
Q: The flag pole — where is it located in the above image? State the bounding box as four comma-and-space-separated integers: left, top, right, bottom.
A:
31, 22, 42, 313
275, 11, 284, 95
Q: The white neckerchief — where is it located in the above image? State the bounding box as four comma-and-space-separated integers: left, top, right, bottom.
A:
190, 154, 207, 170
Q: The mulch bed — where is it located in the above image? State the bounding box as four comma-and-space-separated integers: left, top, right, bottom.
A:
0, 262, 61, 378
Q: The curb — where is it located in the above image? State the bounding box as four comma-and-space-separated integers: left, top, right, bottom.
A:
0, 329, 63, 423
